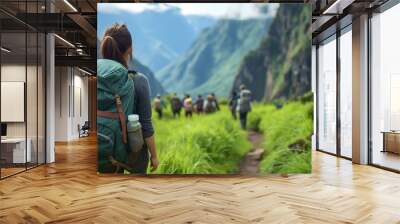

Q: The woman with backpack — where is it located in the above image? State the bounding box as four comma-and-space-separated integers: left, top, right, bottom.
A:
97, 23, 159, 174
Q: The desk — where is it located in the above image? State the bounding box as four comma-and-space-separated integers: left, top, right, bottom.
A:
382, 131, 400, 155
1, 138, 31, 164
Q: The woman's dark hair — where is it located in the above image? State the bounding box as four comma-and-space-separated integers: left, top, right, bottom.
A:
101, 23, 132, 68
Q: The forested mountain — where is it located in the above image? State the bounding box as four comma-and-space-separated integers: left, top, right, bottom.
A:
97, 40, 165, 97
156, 18, 272, 97
130, 59, 166, 96
186, 15, 217, 34
98, 8, 215, 72
97, 4, 310, 101
232, 4, 311, 101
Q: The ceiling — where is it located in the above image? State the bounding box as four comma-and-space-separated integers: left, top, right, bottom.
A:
311, 0, 390, 43
0, 0, 97, 74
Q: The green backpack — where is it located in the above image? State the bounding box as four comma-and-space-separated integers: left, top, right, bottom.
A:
97, 59, 136, 173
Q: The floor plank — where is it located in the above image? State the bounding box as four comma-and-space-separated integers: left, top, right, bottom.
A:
0, 136, 399, 223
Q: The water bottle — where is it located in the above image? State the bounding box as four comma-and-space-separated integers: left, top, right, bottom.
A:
127, 114, 144, 152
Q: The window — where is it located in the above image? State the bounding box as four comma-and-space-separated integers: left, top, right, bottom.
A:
370, 3, 400, 171
317, 35, 337, 154
339, 27, 352, 158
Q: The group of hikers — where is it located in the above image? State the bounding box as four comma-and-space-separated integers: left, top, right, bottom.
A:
153, 84, 252, 130
153, 92, 220, 119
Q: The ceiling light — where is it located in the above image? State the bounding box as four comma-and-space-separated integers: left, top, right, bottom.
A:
76, 48, 85, 55
63, 0, 78, 12
1, 47, 11, 53
78, 67, 92, 76
54, 34, 75, 48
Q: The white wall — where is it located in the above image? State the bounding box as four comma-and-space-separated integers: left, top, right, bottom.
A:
54, 67, 89, 141
72, 73, 89, 138
55, 66, 69, 141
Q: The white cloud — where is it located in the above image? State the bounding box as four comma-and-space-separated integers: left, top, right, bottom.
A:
98, 3, 279, 20
98, 3, 171, 14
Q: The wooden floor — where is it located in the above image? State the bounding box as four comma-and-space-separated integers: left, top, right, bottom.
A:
1, 136, 400, 223
1, 167, 26, 178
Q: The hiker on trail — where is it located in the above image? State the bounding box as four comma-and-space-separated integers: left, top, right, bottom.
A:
97, 23, 159, 174
229, 91, 239, 120
237, 85, 252, 130
195, 95, 204, 114
210, 93, 220, 111
204, 94, 217, 114
153, 94, 164, 119
183, 94, 193, 118
170, 93, 182, 118
181, 96, 186, 112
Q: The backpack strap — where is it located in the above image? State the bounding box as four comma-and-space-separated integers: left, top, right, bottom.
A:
97, 94, 128, 145
128, 71, 137, 114
115, 95, 127, 144
97, 111, 119, 119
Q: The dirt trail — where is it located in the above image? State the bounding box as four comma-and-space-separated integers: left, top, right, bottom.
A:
239, 131, 265, 175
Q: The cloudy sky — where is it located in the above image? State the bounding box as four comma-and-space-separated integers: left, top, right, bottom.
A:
98, 3, 279, 20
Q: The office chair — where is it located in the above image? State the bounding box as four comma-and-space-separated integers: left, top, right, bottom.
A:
79, 121, 90, 138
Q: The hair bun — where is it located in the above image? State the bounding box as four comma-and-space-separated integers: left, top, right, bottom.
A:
101, 23, 132, 68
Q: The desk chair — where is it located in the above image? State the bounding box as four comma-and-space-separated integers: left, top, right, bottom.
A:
78, 121, 90, 138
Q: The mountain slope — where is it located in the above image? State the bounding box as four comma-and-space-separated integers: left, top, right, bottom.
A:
232, 4, 311, 101
98, 9, 215, 72
130, 59, 166, 96
156, 18, 272, 97
186, 15, 217, 34
97, 40, 165, 97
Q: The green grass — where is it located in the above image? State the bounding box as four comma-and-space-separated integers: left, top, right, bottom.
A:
248, 100, 313, 174
149, 96, 312, 174
151, 107, 250, 174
